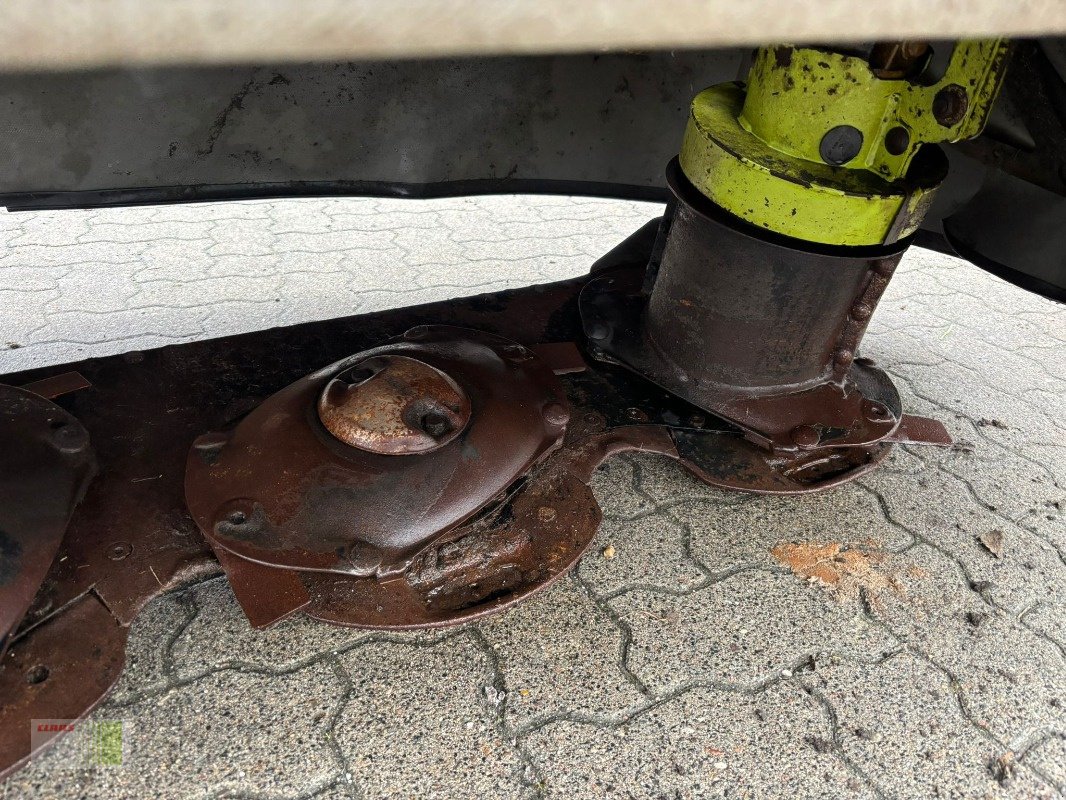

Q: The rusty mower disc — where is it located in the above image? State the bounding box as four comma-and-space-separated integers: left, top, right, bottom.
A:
185, 326, 583, 628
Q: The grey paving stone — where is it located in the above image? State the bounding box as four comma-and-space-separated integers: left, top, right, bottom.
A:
1023, 735, 1066, 791
588, 456, 657, 520
629, 452, 749, 509
801, 652, 1058, 800
523, 682, 875, 799
613, 570, 897, 694
304, 783, 360, 800
107, 589, 192, 704
959, 618, 1066, 748
2, 661, 344, 800
170, 577, 385, 678
937, 445, 1064, 531
478, 576, 646, 730
881, 444, 936, 477
869, 543, 1001, 662
577, 510, 707, 598
865, 465, 1066, 615
870, 545, 1066, 748
675, 483, 913, 578
893, 360, 1063, 445
1024, 601, 1066, 650
334, 634, 530, 799
0, 195, 651, 372
1015, 498, 1066, 557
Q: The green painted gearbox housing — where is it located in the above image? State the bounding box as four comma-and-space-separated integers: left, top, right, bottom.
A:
679, 40, 1011, 246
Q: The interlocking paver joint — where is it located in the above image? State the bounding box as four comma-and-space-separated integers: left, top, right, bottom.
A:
0, 196, 1063, 799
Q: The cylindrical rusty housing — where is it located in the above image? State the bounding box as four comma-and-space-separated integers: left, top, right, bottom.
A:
645, 162, 908, 392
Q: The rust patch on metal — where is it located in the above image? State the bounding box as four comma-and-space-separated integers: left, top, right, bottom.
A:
184, 325, 686, 630
317, 354, 471, 455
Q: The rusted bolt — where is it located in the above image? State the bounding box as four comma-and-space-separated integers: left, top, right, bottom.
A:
851, 302, 873, 322
537, 506, 557, 523
419, 411, 452, 437
50, 420, 89, 454
863, 400, 892, 422
542, 402, 569, 426
318, 355, 471, 454
791, 425, 821, 449
107, 542, 132, 561
625, 407, 649, 423
932, 84, 968, 127
884, 126, 910, 156
24, 665, 49, 685
501, 344, 532, 362
587, 322, 610, 341
834, 350, 854, 369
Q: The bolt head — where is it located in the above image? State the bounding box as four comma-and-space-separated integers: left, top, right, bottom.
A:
625, 407, 649, 423
542, 402, 569, 426
863, 400, 892, 422
884, 126, 910, 156
537, 506, 557, 523
107, 542, 132, 561
933, 84, 969, 128
501, 344, 532, 362
51, 421, 89, 454
791, 425, 821, 449
819, 125, 864, 166
587, 322, 610, 341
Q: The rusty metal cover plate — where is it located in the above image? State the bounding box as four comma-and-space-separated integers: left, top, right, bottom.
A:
0, 592, 126, 779
0, 384, 96, 653
185, 326, 570, 579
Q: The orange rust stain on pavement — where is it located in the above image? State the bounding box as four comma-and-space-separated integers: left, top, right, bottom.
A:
771, 540, 905, 608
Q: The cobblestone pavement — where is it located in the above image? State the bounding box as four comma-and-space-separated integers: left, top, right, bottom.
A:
0, 196, 1063, 799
